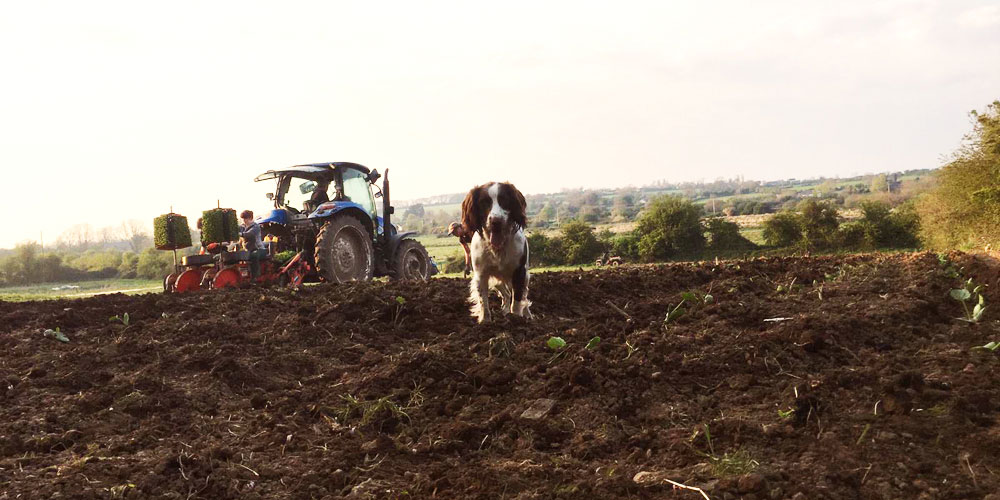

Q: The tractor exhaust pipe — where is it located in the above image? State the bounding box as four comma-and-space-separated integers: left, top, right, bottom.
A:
382, 169, 392, 239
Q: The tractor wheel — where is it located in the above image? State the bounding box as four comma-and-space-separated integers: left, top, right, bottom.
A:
391, 238, 430, 281
314, 216, 374, 283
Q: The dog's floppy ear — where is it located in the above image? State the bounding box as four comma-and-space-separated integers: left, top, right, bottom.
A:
503, 183, 527, 230
461, 185, 485, 237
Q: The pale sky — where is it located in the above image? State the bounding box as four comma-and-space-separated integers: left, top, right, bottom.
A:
1, 0, 998, 249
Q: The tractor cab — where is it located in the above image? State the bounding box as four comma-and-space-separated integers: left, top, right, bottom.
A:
254, 162, 384, 232
252, 162, 431, 282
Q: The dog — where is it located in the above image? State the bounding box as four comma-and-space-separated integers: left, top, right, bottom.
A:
458, 181, 532, 323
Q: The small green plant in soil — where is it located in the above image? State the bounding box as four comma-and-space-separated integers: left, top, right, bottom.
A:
680, 290, 713, 305
393, 296, 406, 328
109, 313, 130, 326
42, 327, 69, 343
546, 336, 568, 364
972, 341, 1000, 352
950, 278, 986, 323
938, 253, 961, 279
663, 301, 686, 326
585, 336, 601, 350
546, 336, 567, 350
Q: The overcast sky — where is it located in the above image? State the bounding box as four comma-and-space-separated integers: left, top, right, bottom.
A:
1, 0, 998, 249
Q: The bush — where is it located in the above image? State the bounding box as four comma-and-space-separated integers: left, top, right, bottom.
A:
838, 201, 921, 250
0, 244, 94, 287
633, 196, 705, 261
762, 212, 803, 247
799, 199, 840, 250
918, 100, 1000, 249
704, 217, 756, 251
440, 254, 467, 274
560, 220, 603, 264
607, 233, 640, 260
136, 248, 175, 280
837, 222, 868, 249
118, 252, 139, 279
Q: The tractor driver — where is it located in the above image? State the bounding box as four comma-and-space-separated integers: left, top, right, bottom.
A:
239, 210, 267, 280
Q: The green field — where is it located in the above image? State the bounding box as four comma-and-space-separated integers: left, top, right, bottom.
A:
414, 234, 465, 263
0, 279, 162, 302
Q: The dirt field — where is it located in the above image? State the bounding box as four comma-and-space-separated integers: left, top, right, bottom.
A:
2, 252, 1000, 499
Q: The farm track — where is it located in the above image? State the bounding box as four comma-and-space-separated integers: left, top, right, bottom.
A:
2, 252, 1000, 499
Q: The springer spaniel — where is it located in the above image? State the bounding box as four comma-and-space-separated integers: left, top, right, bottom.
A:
458, 182, 532, 323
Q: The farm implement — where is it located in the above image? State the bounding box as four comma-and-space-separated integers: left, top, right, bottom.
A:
164, 246, 312, 292
157, 161, 434, 293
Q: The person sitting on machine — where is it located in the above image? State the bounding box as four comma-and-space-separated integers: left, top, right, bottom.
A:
239, 210, 267, 279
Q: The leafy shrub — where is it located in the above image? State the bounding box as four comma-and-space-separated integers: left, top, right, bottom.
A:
703, 217, 756, 251
608, 233, 640, 260
118, 252, 139, 279
918, 100, 1000, 249
837, 222, 868, 249
136, 248, 174, 280
440, 254, 466, 274
560, 220, 603, 264
847, 200, 920, 249
799, 199, 840, 250
527, 233, 551, 266
762, 212, 803, 247
633, 195, 705, 261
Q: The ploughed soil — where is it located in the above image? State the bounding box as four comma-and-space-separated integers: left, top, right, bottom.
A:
3, 252, 1000, 500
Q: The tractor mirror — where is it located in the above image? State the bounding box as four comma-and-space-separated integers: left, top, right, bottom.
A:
265, 193, 274, 200
368, 169, 381, 183
299, 181, 317, 195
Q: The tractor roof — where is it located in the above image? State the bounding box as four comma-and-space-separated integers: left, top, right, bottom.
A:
254, 162, 371, 182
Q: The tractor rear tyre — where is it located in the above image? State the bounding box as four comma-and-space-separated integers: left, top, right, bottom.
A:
391, 238, 430, 281
314, 216, 374, 283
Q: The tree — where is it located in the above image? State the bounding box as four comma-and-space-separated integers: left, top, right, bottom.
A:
560, 220, 603, 264
633, 195, 705, 261
537, 202, 557, 222
870, 174, 889, 194
799, 199, 839, 250
120, 219, 152, 252
608, 233, 640, 259
57, 224, 94, 249
704, 217, 756, 252
918, 100, 1000, 249
762, 212, 803, 247
611, 191, 638, 220
118, 252, 140, 278
136, 248, 173, 279
403, 204, 425, 217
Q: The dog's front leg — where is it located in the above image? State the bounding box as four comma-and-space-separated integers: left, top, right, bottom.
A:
469, 271, 492, 323
497, 282, 513, 315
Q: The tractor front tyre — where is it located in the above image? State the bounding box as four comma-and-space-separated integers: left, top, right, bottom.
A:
391, 238, 430, 281
314, 216, 374, 283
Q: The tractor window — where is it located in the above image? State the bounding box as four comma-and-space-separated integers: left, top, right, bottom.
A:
282, 178, 318, 212
342, 169, 375, 215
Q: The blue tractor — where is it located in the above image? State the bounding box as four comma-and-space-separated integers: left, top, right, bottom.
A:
253, 162, 434, 283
